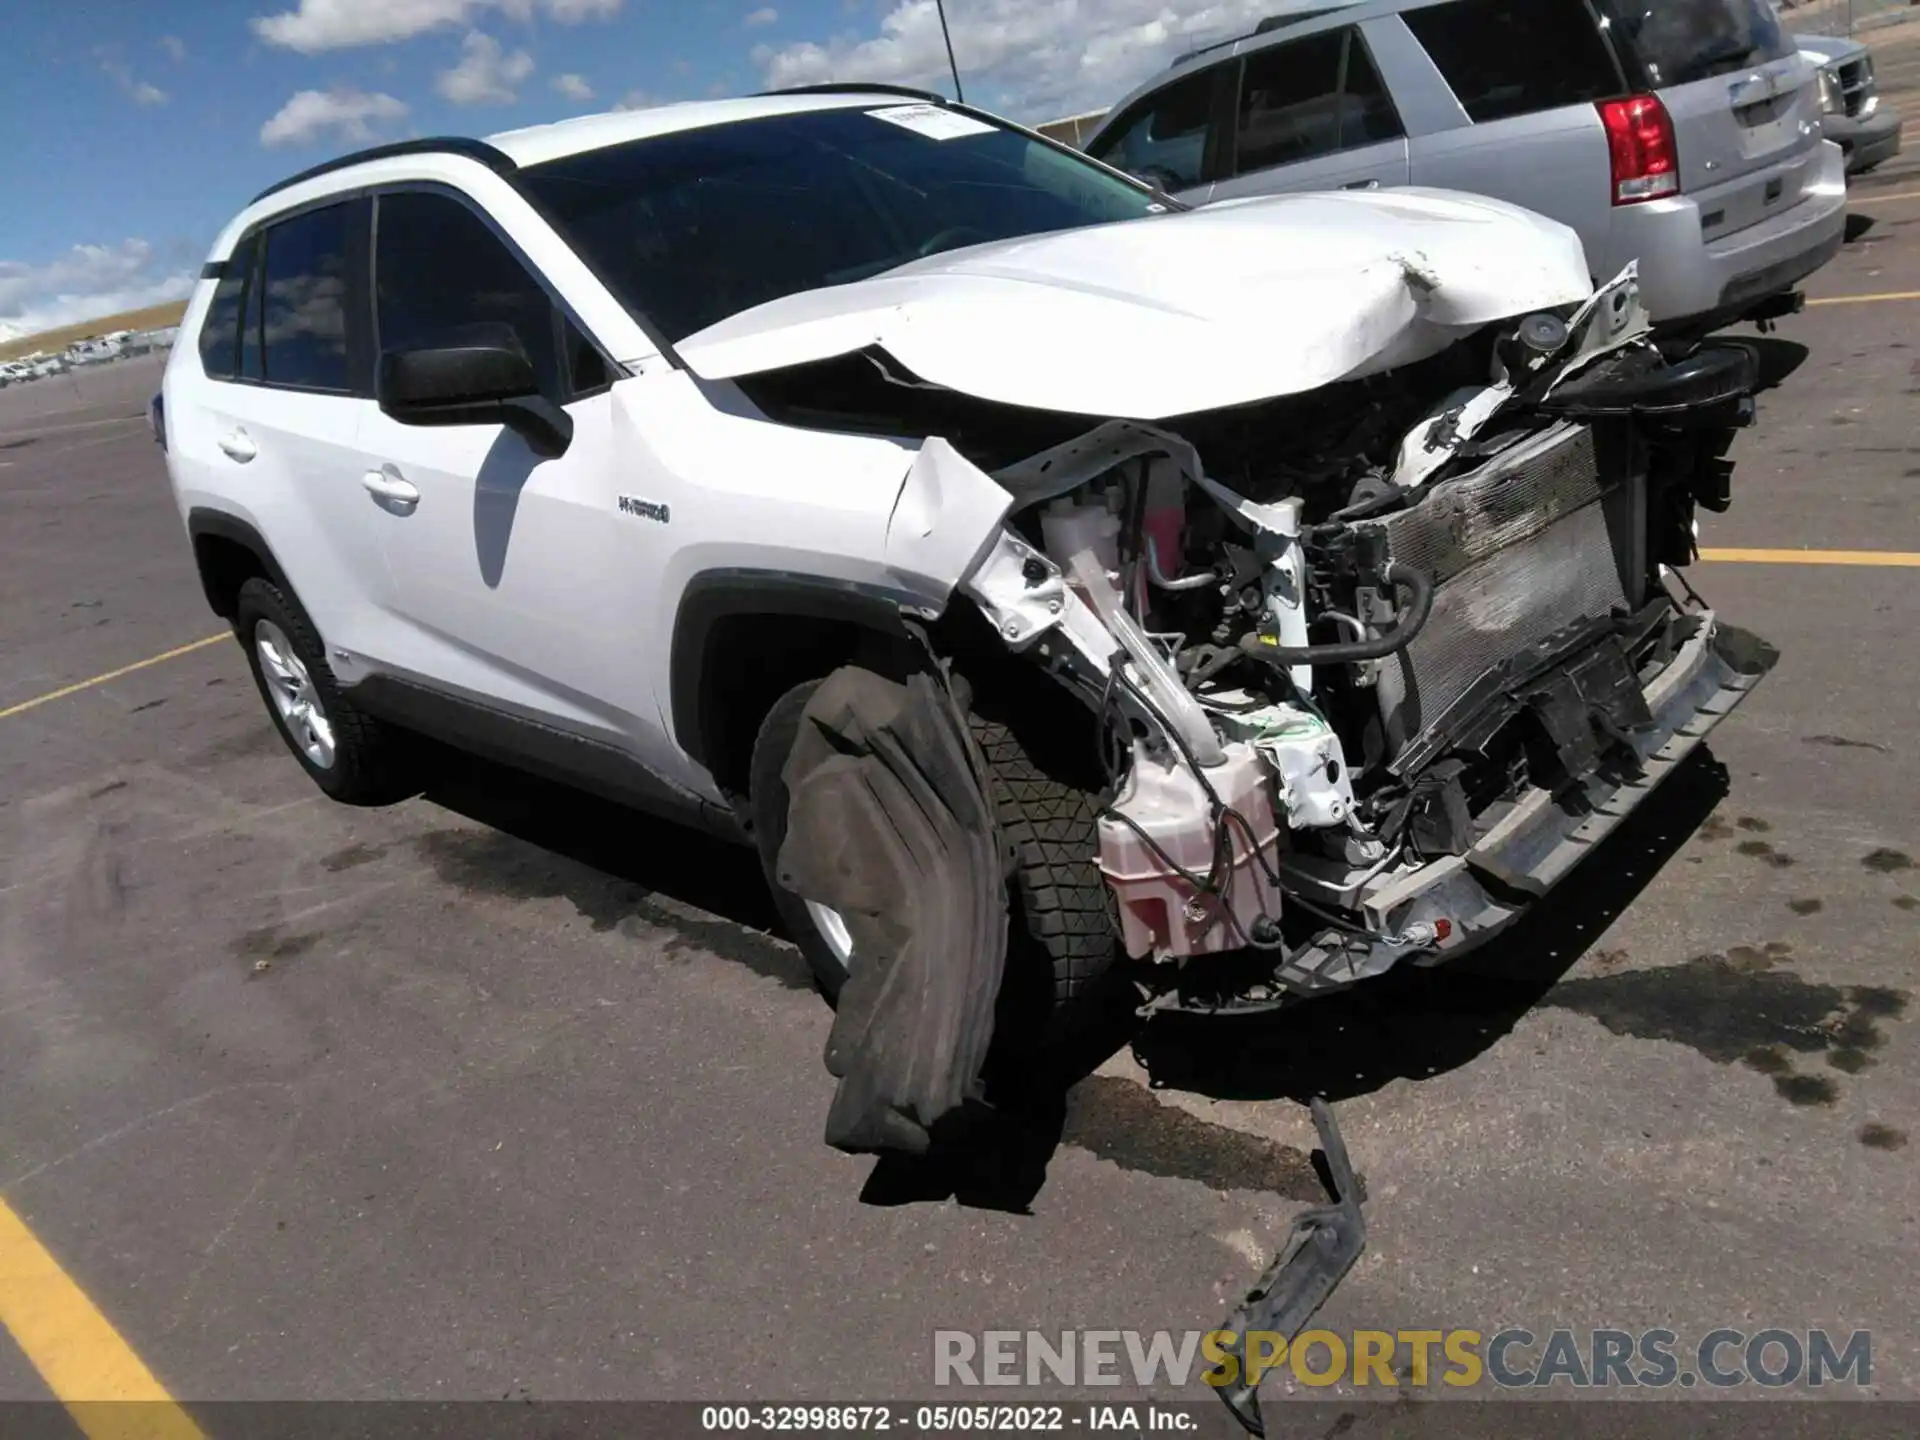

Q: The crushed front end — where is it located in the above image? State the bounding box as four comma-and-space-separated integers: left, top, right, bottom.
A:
958, 266, 1778, 1013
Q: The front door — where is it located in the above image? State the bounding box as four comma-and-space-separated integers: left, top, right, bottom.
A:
355, 187, 651, 752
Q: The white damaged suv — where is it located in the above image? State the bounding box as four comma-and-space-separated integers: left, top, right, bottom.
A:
161, 85, 1776, 1028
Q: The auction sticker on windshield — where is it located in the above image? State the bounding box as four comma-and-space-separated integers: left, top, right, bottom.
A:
868, 104, 996, 140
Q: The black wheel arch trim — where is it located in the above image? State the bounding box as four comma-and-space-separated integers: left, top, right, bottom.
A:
186, 508, 293, 618
668, 568, 915, 772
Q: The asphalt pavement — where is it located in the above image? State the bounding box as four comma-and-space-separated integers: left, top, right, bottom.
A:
1, 96, 1917, 1435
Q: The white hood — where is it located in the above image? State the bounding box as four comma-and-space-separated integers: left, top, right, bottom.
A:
674, 188, 1594, 420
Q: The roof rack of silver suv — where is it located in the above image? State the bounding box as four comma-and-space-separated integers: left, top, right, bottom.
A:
1169, 5, 1354, 68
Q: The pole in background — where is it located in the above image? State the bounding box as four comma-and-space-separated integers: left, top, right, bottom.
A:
934, 0, 964, 102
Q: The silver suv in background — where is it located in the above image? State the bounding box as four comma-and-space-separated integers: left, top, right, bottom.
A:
1084, 0, 1847, 332
1798, 31, 1903, 173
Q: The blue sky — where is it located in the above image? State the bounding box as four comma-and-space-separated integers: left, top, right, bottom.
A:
0, 0, 1273, 338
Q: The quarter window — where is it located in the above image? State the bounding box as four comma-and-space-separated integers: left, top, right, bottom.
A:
1086, 69, 1218, 190
1233, 27, 1402, 175
375, 190, 564, 401
1403, 0, 1625, 124
258, 202, 354, 391
197, 254, 247, 380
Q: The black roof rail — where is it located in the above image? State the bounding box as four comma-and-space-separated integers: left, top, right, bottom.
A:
757, 82, 950, 104
1169, 6, 1346, 66
251, 136, 517, 204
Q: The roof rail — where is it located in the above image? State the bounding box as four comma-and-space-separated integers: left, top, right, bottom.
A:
251, 136, 517, 204
757, 82, 951, 104
1169, 5, 1349, 66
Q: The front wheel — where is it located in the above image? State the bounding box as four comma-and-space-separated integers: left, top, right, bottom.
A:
748, 674, 1118, 1010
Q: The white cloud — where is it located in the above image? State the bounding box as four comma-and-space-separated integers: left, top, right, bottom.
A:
552, 72, 596, 101
755, 0, 1275, 122
437, 31, 535, 104
260, 86, 408, 147
613, 87, 661, 110
160, 34, 188, 62
251, 0, 621, 53
98, 52, 169, 106
0, 240, 196, 338
745, 6, 778, 26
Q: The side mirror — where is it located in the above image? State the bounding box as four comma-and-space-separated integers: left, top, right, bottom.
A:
377, 342, 573, 457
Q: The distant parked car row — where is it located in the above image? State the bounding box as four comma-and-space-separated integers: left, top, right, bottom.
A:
1065, 0, 1899, 335
0, 327, 177, 385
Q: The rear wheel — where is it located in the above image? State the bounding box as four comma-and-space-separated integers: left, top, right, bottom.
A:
234, 578, 414, 806
748, 674, 1118, 1010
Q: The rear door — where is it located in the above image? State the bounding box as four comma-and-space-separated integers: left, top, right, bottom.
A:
174, 202, 395, 664
1606, 0, 1818, 238
1209, 25, 1411, 202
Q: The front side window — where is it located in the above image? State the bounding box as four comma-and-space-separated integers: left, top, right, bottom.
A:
259, 202, 353, 391
519, 105, 1164, 341
375, 190, 564, 400
1085, 70, 1218, 191
1233, 28, 1402, 175
1613, 0, 1792, 86
1404, 0, 1624, 123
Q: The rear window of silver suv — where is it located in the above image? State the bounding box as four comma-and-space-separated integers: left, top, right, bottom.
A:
1610, 0, 1794, 87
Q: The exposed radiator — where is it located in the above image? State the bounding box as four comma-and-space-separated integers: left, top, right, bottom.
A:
1361, 422, 1636, 755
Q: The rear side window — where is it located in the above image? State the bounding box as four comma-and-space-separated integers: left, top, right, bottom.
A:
1404, 0, 1625, 123
259, 202, 354, 392
1613, 0, 1793, 86
375, 190, 564, 401
1086, 69, 1217, 189
1233, 27, 1402, 175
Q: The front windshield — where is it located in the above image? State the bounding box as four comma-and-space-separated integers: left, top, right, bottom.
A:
518, 103, 1164, 341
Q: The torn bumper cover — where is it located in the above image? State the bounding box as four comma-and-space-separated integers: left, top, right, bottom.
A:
1215, 1099, 1366, 1437
778, 668, 1007, 1154
1273, 614, 1779, 994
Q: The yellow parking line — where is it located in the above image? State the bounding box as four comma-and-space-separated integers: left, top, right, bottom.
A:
1700, 547, 1920, 567
0, 635, 228, 722
0, 1196, 203, 1437
1805, 289, 1920, 306
1853, 188, 1920, 206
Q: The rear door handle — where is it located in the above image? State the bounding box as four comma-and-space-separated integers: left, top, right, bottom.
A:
362, 469, 420, 509
1341, 179, 1382, 191
217, 429, 257, 463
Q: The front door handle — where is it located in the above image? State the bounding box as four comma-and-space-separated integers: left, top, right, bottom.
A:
362, 469, 420, 509
217, 429, 257, 463
1341, 178, 1382, 191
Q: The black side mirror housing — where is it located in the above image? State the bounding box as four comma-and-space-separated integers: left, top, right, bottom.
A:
377, 342, 573, 457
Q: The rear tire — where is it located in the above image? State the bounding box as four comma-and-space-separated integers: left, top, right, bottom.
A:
748, 674, 1118, 1011
234, 578, 414, 806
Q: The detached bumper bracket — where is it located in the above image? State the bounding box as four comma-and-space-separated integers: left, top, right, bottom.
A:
1214, 1098, 1366, 1437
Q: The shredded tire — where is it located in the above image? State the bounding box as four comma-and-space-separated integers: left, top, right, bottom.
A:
965, 703, 1118, 1009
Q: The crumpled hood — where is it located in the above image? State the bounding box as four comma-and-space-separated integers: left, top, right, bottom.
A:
674, 187, 1594, 420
